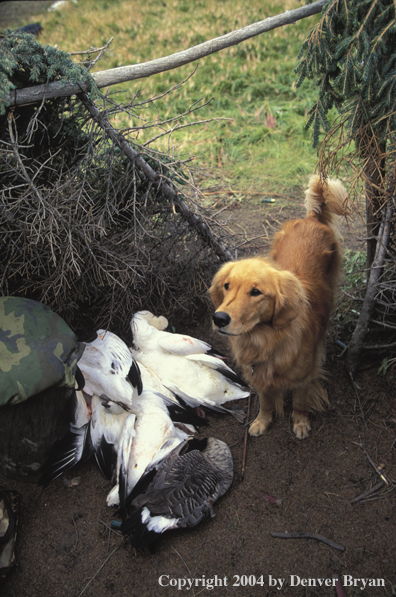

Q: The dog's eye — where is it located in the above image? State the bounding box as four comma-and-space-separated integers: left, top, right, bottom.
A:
250, 288, 262, 296
224, 282, 229, 290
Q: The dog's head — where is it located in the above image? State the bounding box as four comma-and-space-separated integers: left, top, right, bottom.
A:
209, 258, 306, 336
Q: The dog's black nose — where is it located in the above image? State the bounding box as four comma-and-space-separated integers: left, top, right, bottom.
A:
212, 311, 231, 328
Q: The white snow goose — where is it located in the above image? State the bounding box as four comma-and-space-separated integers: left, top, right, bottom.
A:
79, 329, 142, 412
130, 311, 249, 421
39, 328, 142, 487
105, 389, 193, 511
39, 387, 201, 494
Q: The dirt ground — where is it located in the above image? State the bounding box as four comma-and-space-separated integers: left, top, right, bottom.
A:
1, 193, 396, 597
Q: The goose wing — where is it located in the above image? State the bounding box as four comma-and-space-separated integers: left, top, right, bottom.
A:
157, 333, 212, 356
38, 390, 92, 487
89, 395, 132, 481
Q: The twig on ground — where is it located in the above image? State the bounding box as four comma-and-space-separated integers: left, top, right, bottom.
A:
362, 340, 396, 350
171, 545, 192, 577
98, 519, 123, 538
355, 438, 391, 485
79, 540, 123, 597
270, 531, 345, 551
191, 536, 208, 558
369, 319, 396, 330
341, 289, 364, 302
351, 380, 368, 429
363, 449, 390, 485
350, 481, 385, 504
241, 388, 253, 480
71, 516, 79, 546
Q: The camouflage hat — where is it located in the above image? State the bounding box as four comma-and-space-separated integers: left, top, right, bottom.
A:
0, 297, 84, 406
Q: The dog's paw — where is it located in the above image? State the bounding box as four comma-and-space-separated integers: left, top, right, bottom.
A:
292, 411, 311, 439
249, 414, 272, 436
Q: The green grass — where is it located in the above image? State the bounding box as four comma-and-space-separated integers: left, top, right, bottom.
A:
14, 0, 324, 196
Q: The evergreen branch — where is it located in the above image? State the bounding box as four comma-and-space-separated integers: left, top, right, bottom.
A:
342, 0, 351, 33
0, 31, 98, 114
335, 51, 359, 97
355, 0, 381, 40
371, 17, 396, 56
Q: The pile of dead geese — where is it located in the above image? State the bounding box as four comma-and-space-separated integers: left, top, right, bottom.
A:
39, 311, 249, 549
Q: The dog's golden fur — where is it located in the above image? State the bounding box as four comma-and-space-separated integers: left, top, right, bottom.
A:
210, 175, 348, 439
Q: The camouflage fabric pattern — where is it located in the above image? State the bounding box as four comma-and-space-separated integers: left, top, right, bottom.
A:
0, 297, 84, 406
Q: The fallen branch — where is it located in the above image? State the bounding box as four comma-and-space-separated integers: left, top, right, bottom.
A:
7, 0, 327, 107
270, 531, 345, 551
78, 92, 234, 262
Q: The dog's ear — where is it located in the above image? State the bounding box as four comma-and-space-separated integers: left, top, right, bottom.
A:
209, 263, 233, 308
273, 272, 306, 328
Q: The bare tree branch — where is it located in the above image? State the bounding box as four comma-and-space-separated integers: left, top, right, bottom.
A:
7, 0, 327, 107
346, 204, 394, 377
78, 92, 235, 262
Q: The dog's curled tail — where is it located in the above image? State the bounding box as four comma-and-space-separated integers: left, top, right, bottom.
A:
305, 175, 349, 234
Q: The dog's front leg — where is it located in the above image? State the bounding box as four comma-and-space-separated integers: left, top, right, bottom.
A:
292, 385, 311, 439
249, 387, 282, 436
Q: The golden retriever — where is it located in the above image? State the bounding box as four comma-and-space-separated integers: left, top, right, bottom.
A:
210, 175, 348, 439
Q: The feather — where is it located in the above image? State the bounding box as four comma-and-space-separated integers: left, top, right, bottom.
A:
106, 390, 191, 510
131, 311, 249, 419
79, 330, 142, 410
38, 424, 90, 488
117, 437, 233, 548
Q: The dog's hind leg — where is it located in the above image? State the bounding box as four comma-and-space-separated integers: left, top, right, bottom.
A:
292, 380, 328, 439
249, 387, 283, 436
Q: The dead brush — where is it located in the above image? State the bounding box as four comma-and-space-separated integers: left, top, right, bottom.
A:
0, 81, 236, 338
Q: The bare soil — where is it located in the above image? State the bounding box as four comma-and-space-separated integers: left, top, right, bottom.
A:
1, 194, 396, 597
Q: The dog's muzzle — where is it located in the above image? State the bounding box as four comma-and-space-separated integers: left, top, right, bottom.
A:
212, 311, 231, 329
